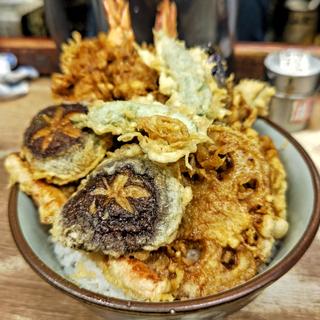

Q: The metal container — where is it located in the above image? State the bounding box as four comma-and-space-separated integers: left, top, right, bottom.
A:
309, 94, 320, 130
269, 93, 315, 132
266, 69, 320, 96
265, 49, 320, 95
265, 49, 320, 132
283, 0, 318, 44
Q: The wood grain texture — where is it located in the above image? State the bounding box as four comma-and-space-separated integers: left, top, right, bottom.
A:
0, 78, 319, 320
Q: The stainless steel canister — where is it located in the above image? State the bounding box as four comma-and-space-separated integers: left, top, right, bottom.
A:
283, 0, 319, 44
264, 49, 320, 132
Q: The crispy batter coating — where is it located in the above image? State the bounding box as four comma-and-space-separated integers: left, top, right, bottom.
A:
4, 154, 67, 224
51, 0, 160, 102
224, 79, 276, 130
90, 125, 287, 301
73, 100, 211, 166
22, 104, 109, 185
55, 153, 192, 257
91, 254, 173, 301
51, 33, 159, 102
137, 116, 189, 144
7, 0, 287, 302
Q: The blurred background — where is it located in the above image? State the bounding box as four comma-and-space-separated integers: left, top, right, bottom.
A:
1, 0, 320, 43
1, 0, 320, 78
0, 0, 320, 131
1, 0, 320, 77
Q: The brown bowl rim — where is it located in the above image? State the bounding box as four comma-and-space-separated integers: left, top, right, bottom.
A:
8, 117, 320, 314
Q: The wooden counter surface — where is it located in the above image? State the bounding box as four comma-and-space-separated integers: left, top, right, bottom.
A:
0, 78, 319, 320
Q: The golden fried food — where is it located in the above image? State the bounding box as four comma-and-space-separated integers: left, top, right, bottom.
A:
5, 154, 67, 224
73, 100, 211, 165
7, 103, 107, 218
136, 0, 230, 120
51, 0, 160, 102
21, 104, 109, 185
5, 0, 288, 303
137, 2, 274, 129
175, 127, 286, 298
86, 124, 287, 301
52, 33, 159, 102
225, 79, 275, 130
54, 151, 192, 257
91, 254, 173, 301
180, 126, 288, 245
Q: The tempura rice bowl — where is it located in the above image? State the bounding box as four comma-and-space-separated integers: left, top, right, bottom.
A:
8, 118, 320, 319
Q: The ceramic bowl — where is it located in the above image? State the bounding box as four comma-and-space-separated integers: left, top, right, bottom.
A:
8, 118, 320, 320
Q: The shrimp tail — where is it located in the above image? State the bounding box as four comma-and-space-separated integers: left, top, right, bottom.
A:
103, 0, 134, 46
155, 0, 178, 38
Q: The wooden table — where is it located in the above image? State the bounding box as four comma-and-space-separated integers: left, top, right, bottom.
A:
0, 78, 319, 320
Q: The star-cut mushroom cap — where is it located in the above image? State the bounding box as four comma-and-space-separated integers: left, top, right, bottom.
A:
23, 104, 86, 158
57, 156, 192, 257
91, 174, 151, 214
21, 104, 109, 185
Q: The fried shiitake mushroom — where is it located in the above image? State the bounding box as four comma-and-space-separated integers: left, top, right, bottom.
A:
56, 156, 192, 257
22, 104, 109, 185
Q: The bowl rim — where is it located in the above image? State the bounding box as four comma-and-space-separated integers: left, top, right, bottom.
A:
8, 117, 320, 314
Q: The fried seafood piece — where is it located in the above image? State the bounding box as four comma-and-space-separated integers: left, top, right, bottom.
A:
89, 254, 174, 302
54, 154, 192, 257
21, 104, 108, 185
102, 0, 134, 46
51, 0, 159, 102
154, 0, 177, 38
4, 153, 67, 224
73, 100, 211, 165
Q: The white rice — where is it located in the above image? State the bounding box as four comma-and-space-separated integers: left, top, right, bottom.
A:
52, 240, 127, 299
52, 239, 281, 299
